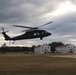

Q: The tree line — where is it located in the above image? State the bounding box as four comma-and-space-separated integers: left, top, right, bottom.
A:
0, 42, 64, 53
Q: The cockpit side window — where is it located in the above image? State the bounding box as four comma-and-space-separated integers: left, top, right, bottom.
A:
45, 31, 48, 33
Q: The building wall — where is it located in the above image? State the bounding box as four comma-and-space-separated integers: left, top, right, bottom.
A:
34, 44, 51, 54
55, 44, 76, 53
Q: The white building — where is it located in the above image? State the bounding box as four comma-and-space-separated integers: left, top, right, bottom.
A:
34, 44, 51, 54
55, 44, 76, 53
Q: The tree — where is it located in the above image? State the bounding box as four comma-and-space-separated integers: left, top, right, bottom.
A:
0, 43, 7, 53
1, 43, 6, 48
31, 45, 36, 52
49, 42, 64, 53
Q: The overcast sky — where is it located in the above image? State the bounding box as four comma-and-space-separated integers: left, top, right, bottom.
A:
0, 0, 76, 47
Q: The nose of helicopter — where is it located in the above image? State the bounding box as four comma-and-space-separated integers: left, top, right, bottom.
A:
48, 32, 52, 36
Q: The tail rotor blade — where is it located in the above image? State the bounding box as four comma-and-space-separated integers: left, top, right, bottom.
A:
0, 28, 9, 34
2, 28, 4, 32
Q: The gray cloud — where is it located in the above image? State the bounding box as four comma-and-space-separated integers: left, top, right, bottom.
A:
51, 12, 76, 35
0, 0, 63, 24
70, 0, 76, 4
0, 0, 76, 46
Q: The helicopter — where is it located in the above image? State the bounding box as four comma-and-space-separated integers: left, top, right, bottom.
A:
1, 21, 53, 44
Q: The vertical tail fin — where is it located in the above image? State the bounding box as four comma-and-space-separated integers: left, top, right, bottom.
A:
1, 28, 11, 40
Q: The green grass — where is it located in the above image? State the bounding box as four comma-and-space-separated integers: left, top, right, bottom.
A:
0, 53, 76, 75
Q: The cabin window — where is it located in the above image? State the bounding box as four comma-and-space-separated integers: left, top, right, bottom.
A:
34, 33, 36, 36
42, 32, 44, 34
37, 33, 39, 35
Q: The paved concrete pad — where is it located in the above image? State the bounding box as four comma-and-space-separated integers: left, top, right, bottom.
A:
51, 54, 76, 58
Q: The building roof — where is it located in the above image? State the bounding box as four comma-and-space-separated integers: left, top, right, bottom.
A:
35, 44, 49, 48
55, 44, 71, 48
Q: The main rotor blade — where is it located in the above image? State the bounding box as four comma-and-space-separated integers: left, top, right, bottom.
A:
40, 28, 56, 29
38, 21, 53, 28
13, 25, 32, 29
13, 21, 53, 30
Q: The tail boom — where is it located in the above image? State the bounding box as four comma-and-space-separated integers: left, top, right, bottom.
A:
2, 32, 11, 40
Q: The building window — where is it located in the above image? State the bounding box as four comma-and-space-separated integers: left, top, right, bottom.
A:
74, 46, 75, 48
42, 50, 43, 52
48, 47, 49, 49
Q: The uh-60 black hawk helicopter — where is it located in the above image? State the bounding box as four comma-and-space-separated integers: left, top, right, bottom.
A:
1, 21, 53, 44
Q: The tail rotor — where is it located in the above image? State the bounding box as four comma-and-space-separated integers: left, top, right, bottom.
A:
0, 28, 9, 34
0, 28, 11, 40
2, 28, 4, 32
